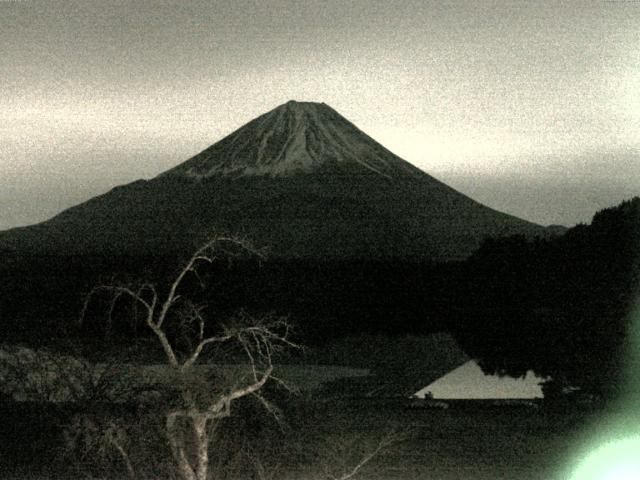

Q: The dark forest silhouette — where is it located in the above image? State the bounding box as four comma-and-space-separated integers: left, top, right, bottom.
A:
453, 197, 640, 398
1, 198, 638, 396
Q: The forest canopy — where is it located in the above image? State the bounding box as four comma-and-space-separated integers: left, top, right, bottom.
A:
452, 197, 640, 397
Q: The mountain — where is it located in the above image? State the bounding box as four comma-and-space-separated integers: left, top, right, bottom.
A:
0, 101, 555, 261
162, 100, 425, 179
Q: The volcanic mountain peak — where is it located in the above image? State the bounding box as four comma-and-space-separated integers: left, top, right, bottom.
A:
163, 100, 424, 179
0, 100, 555, 261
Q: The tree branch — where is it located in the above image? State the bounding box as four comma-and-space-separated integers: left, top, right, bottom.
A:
80, 285, 153, 327
330, 431, 402, 480
208, 364, 274, 417
181, 334, 233, 372
156, 235, 254, 329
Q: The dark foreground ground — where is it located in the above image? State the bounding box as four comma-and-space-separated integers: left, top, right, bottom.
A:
285, 399, 611, 480
0, 397, 618, 480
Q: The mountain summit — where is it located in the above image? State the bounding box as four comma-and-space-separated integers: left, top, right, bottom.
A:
163, 101, 423, 179
0, 101, 555, 260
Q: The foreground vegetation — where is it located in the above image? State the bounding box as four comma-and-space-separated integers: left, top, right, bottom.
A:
0, 395, 610, 480
1, 198, 638, 479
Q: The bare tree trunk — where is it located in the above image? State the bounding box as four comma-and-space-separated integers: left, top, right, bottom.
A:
177, 450, 197, 480
167, 413, 197, 480
193, 415, 210, 480
81, 237, 295, 480
111, 439, 137, 480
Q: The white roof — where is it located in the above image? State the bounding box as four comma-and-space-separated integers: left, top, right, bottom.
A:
414, 360, 546, 399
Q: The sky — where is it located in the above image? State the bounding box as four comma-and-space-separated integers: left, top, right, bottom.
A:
1, 0, 639, 230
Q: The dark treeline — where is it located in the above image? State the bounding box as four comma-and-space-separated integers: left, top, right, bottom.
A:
452, 197, 640, 398
0, 249, 461, 345
1, 197, 638, 397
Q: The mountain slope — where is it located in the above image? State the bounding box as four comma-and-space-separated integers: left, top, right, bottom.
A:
0, 101, 554, 260
162, 100, 425, 179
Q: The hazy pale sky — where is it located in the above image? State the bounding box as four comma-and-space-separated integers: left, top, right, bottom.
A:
1, 0, 639, 229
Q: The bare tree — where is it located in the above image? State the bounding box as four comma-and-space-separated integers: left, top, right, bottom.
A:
64, 414, 139, 480
80, 236, 296, 480
315, 429, 405, 480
